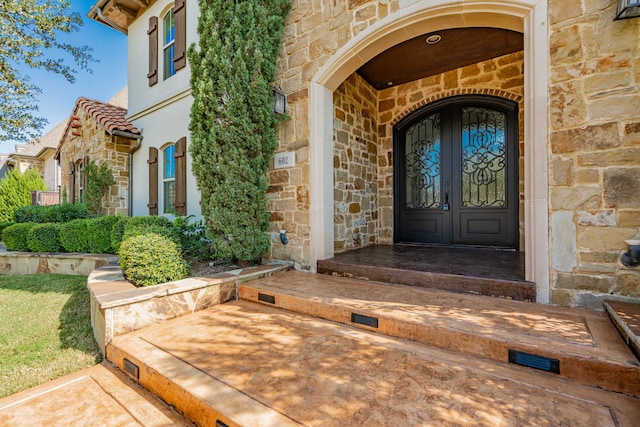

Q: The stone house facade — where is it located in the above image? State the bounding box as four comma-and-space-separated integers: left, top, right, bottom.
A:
55, 96, 140, 216
90, 0, 639, 308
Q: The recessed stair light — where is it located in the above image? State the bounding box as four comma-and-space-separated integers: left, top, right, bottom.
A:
426, 34, 442, 44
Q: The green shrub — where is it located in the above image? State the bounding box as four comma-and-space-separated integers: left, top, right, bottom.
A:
12, 205, 50, 223
110, 216, 130, 254
55, 203, 90, 222
87, 216, 119, 254
14, 203, 90, 223
59, 219, 91, 253
0, 221, 13, 238
0, 169, 47, 222
27, 223, 62, 252
119, 233, 189, 287
171, 215, 212, 260
121, 216, 178, 246
2, 223, 37, 251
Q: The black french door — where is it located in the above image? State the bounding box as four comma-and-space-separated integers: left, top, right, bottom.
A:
394, 96, 519, 248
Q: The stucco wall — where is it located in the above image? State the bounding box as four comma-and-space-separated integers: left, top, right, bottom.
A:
127, 0, 201, 220
547, 0, 640, 307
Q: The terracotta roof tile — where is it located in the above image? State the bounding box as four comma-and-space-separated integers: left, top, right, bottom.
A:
76, 97, 140, 135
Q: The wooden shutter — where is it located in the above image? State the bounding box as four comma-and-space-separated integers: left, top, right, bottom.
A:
174, 137, 187, 215
147, 16, 158, 86
68, 162, 75, 203
148, 147, 158, 215
173, 0, 186, 71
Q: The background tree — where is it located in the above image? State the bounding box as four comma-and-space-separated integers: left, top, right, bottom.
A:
188, 0, 290, 261
0, 0, 95, 141
83, 161, 115, 216
0, 169, 47, 222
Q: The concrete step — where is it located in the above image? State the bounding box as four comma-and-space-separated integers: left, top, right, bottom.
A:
239, 271, 640, 397
106, 299, 640, 426
605, 300, 640, 360
0, 363, 192, 426
317, 248, 536, 301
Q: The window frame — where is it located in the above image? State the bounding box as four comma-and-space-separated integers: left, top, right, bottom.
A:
162, 8, 176, 80
162, 144, 176, 214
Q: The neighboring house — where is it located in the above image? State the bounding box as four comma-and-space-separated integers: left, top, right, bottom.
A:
0, 120, 64, 197
89, 0, 640, 308
54, 90, 141, 216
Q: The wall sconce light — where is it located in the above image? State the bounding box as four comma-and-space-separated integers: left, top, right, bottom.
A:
280, 229, 289, 245
273, 85, 286, 114
615, 0, 640, 20
621, 238, 640, 267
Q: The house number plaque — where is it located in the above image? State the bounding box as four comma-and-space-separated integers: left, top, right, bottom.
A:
274, 151, 295, 169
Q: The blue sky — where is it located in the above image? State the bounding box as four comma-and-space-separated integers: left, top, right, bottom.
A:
0, 0, 128, 154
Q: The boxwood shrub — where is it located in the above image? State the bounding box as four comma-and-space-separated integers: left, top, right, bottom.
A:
0, 221, 13, 238
27, 223, 63, 252
110, 216, 130, 254
121, 216, 178, 249
119, 233, 189, 286
87, 216, 120, 254
2, 223, 37, 251
14, 203, 90, 223
59, 218, 91, 253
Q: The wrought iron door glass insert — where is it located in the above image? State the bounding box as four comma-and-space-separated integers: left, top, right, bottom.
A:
405, 113, 441, 209
461, 107, 507, 208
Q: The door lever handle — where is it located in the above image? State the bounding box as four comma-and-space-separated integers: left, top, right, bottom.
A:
443, 192, 450, 211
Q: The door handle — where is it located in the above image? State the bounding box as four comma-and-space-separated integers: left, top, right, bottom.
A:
443, 192, 450, 211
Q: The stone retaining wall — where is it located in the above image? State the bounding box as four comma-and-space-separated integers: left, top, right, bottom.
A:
88, 262, 294, 355
0, 252, 116, 276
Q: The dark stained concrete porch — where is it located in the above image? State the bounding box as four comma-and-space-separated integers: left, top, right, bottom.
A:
318, 244, 536, 301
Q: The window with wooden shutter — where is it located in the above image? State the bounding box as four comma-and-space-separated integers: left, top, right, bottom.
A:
68, 162, 75, 203
148, 147, 159, 215
174, 137, 187, 215
147, 16, 158, 86
173, 0, 186, 71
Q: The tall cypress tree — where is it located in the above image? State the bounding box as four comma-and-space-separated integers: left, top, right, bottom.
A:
188, 0, 290, 261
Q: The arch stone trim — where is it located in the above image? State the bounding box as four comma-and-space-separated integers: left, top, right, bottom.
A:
309, 0, 549, 304
390, 88, 523, 126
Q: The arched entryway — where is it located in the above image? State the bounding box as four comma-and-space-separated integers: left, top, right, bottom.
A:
309, 0, 550, 303
394, 95, 519, 249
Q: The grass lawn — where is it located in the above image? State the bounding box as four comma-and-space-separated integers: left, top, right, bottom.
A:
0, 274, 102, 398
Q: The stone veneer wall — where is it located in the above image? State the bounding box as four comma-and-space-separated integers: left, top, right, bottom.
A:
269, 0, 640, 306
331, 52, 524, 253
376, 51, 525, 249
268, 0, 400, 268
58, 108, 133, 216
548, 0, 640, 307
333, 73, 379, 252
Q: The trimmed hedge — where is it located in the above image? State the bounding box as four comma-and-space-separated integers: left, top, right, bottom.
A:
59, 218, 91, 253
119, 233, 189, 286
2, 223, 37, 251
27, 223, 62, 252
14, 203, 90, 224
88, 216, 119, 254
0, 221, 13, 238
121, 216, 178, 249
110, 216, 130, 254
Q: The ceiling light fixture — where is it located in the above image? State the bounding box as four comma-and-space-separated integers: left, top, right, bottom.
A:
426, 34, 442, 44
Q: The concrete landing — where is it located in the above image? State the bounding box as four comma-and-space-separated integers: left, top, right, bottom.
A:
0, 363, 192, 426
240, 271, 640, 396
108, 300, 640, 426
318, 245, 536, 301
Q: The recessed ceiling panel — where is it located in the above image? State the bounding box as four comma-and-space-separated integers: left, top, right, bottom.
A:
357, 27, 524, 90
